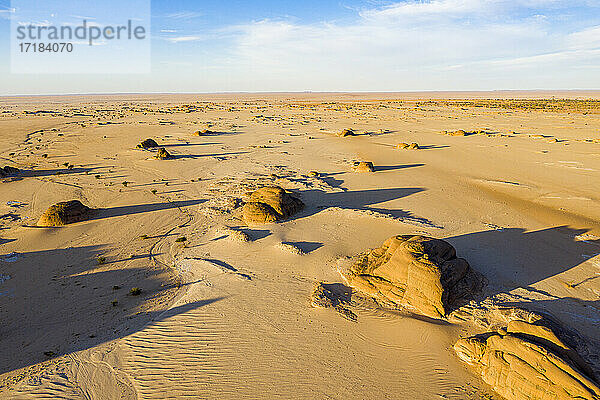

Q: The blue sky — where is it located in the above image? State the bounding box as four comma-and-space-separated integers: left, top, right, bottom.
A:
1, 0, 599, 94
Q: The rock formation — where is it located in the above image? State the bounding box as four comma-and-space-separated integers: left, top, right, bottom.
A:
338, 128, 355, 137
396, 142, 420, 150
242, 186, 304, 224
155, 147, 173, 159
342, 235, 483, 319
137, 138, 159, 149
193, 129, 214, 136
352, 161, 375, 172
38, 200, 92, 226
454, 318, 600, 400
0, 166, 19, 177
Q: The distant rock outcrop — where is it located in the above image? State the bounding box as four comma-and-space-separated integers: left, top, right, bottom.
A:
193, 129, 214, 136
342, 235, 483, 319
38, 200, 92, 226
137, 138, 159, 149
0, 166, 19, 177
242, 186, 304, 224
396, 142, 420, 150
155, 148, 173, 159
338, 128, 355, 137
352, 161, 375, 172
454, 317, 600, 400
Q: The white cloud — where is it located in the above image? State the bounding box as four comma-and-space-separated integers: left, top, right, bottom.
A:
220, 0, 599, 90
165, 11, 203, 20
164, 35, 204, 43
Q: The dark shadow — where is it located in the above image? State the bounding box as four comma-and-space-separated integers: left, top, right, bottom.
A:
19, 167, 103, 178
91, 199, 205, 220
0, 238, 16, 246
446, 226, 600, 294
319, 174, 346, 190
444, 226, 600, 351
375, 163, 424, 172
199, 258, 252, 280
192, 131, 241, 137
169, 151, 249, 160
239, 228, 271, 241
156, 142, 222, 148
283, 241, 323, 253
0, 244, 226, 375
294, 187, 438, 227
417, 144, 450, 150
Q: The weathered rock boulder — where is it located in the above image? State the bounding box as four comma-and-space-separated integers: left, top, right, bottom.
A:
342, 235, 482, 319
193, 129, 214, 136
38, 200, 92, 226
155, 147, 172, 159
137, 138, 159, 149
396, 142, 420, 150
454, 319, 600, 400
0, 166, 19, 177
352, 161, 375, 172
338, 128, 355, 137
242, 186, 304, 224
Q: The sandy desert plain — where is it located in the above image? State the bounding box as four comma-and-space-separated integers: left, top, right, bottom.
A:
0, 91, 600, 399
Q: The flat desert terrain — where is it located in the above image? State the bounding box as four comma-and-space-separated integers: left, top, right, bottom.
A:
1, 92, 600, 399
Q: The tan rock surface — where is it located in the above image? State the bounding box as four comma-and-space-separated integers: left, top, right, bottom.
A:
37, 200, 92, 226
454, 320, 600, 400
242, 186, 304, 224
342, 235, 482, 319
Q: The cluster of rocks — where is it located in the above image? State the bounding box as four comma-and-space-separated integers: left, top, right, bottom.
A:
332, 234, 600, 400
242, 186, 304, 224
136, 139, 172, 159
396, 142, 420, 150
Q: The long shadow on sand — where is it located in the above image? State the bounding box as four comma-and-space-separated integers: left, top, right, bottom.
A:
90, 199, 205, 220
444, 226, 600, 347
295, 187, 438, 227
0, 244, 226, 375
446, 226, 600, 295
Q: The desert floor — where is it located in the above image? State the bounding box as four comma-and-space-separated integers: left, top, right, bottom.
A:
1, 92, 599, 399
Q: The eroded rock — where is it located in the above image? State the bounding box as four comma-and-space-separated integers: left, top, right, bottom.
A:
137, 138, 159, 149
341, 235, 483, 319
454, 319, 600, 400
38, 200, 92, 226
0, 166, 19, 177
338, 128, 356, 137
155, 147, 173, 159
352, 161, 375, 172
193, 129, 214, 136
396, 142, 420, 150
242, 186, 304, 224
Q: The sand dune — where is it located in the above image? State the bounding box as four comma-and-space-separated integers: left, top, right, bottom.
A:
1, 93, 600, 399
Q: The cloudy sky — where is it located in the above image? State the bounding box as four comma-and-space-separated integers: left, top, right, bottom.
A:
0, 0, 599, 94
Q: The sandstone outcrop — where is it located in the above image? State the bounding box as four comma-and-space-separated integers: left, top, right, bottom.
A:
342, 235, 482, 319
454, 318, 600, 400
242, 186, 304, 224
137, 138, 159, 149
38, 200, 92, 226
